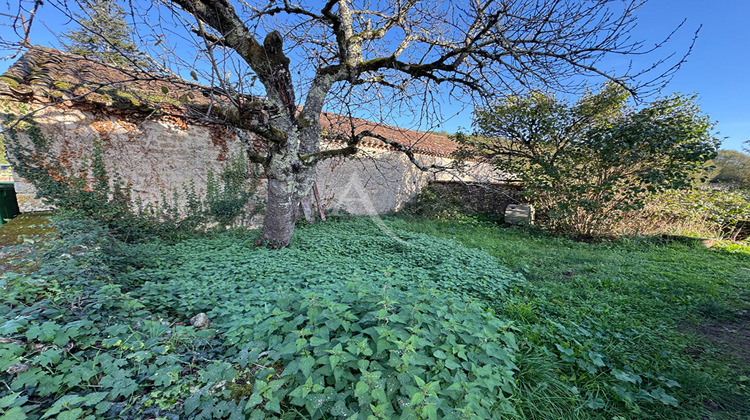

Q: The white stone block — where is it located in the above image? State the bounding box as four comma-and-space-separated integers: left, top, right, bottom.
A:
505, 204, 534, 225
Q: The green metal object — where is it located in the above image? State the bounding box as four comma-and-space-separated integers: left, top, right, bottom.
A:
0, 182, 20, 225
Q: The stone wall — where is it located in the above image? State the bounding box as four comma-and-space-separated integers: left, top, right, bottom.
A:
426, 181, 524, 216
4, 105, 501, 221
315, 148, 501, 216
6, 106, 247, 214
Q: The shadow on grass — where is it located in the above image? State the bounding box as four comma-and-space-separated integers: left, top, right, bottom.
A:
0, 212, 57, 275
0, 212, 56, 247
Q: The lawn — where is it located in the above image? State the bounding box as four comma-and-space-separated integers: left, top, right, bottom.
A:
0, 214, 748, 419
399, 216, 750, 418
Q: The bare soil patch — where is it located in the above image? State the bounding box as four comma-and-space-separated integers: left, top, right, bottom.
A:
684, 312, 750, 365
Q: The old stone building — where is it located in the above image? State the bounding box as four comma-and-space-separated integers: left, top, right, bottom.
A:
0, 47, 511, 223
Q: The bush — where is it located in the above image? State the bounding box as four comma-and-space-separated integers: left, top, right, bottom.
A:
635, 188, 750, 239
456, 84, 719, 237
402, 183, 516, 225
708, 149, 750, 190
401, 184, 470, 221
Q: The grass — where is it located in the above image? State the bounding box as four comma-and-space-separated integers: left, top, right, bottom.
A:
391, 215, 750, 418
1, 214, 748, 418
0, 213, 56, 247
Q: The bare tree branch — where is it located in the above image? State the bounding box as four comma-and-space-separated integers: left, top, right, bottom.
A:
3, 0, 696, 247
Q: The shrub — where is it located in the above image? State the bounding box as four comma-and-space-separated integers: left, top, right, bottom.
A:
402, 183, 516, 224
401, 184, 469, 221
708, 149, 750, 190
636, 188, 750, 239
456, 84, 719, 237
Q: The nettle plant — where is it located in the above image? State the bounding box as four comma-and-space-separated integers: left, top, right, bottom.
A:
137, 220, 524, 417
0, 219, 233, 419
1, 215, 693, 418
219, 286, 521, 418
0, 216, 526, 418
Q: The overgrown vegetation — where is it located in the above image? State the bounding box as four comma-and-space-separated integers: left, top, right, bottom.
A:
634, 189, 750, 240
402, 183, 518, 224
204, 155, 257, 227
401, 184, 472, 221
1, 215, 748, 418
0, 217, 523, 418
400, 215, 750, 419
456, 84, 719, 236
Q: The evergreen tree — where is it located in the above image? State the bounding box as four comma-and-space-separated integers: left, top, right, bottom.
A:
62, 0, 144, 67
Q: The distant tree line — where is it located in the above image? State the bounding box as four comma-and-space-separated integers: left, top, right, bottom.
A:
708, 149, 750, 190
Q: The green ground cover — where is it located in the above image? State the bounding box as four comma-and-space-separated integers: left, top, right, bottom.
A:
397, 216, 750, 418
0, 215, 748, 419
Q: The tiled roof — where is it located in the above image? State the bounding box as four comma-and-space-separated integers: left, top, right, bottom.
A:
0, 46, 240, 117
0, 46, 460, 157
319, 113, 458, 157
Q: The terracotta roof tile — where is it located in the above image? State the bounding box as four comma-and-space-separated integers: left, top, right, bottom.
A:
319, 113, 458, 157
1, 46, 459, 157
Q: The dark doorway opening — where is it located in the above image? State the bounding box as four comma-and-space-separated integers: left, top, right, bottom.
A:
0, 182, 21, 225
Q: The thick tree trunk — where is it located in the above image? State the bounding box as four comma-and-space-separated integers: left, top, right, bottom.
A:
260, 165, 317, 248
258, 128, 318, 248
260, 176, 296, 249
164, 3, 342, 248
258, 136, 299, 248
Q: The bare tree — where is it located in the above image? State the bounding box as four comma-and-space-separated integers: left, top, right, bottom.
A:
0, 0, 42, 55
3, 0, 695, 247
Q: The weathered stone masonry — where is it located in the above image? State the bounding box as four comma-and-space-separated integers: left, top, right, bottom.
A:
1, 47, 504, 222
6, 105, 501, 221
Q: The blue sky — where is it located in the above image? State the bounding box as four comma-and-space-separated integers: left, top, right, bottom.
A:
622, 0, 749, 151
1, 0, 747, 151
438, 0, 749, 151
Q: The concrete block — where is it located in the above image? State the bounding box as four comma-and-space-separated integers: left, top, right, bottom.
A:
505, 204, 534, 225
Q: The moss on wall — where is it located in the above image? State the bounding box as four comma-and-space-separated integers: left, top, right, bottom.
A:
0, 141, 7, 165
0, 100, 11, 165
0, 75, 20, 89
